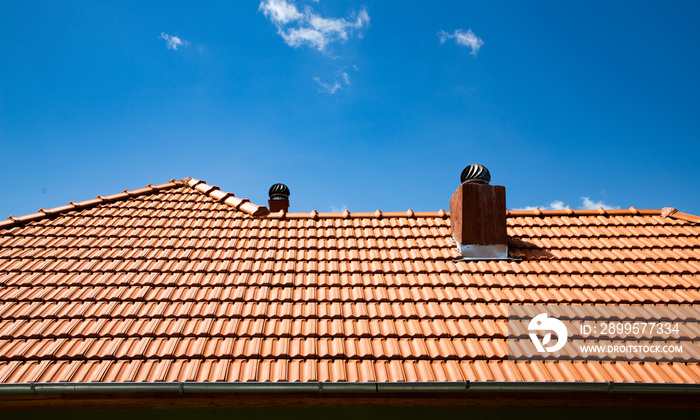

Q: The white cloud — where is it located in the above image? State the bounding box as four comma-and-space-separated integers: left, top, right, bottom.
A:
331, 205, 348, 212
580, 197, 620, 210
307, 14, 349, 38
259, 0, 302, 25
353, 9, 370, 30
260, 0, 369, 52
313, 71, 351, 94
313, 76, 341, 94
438, 28, 484, 55
160, 32, 188, 50
514, 200, 566, 211
280, 27, 325, 50
514, 197, 620, 211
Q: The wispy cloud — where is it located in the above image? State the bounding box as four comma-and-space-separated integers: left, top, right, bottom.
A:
160, 32, 189, 50
580, 197, 620, 210
515, 200, 566, 211
260, 0, 369, 52
314, 77, 341, 94
331, 205, 348, 212
514, 197, 620, 211
438, 28, 484, 55
313, 71, 351, 94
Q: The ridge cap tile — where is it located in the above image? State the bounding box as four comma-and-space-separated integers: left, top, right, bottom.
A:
184, 177, 269, 218
506, 208, 668, 218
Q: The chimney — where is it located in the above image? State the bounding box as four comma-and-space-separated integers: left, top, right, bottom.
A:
268, 183, 290, 212
449, 164, 508, 259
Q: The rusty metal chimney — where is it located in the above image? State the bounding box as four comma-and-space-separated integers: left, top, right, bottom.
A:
268, 183, 290, 212
449, 164, 508, 259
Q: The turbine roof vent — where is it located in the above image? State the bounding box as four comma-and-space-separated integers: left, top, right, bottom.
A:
269, 183, 290, 201
460, 164, 491, 185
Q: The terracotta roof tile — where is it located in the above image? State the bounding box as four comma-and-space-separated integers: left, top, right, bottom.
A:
0, 178, 698, 385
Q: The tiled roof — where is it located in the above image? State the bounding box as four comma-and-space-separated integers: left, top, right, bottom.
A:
0, 178, 698, 385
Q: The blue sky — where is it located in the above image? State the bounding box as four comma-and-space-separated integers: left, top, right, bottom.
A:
1, 1, 699, 218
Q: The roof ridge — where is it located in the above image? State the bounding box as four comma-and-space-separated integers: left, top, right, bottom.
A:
506, 207, 663, 217
3, 177, 696, 226
0, 180, 183, 230
182, 178, 270, 217
507, 207, 699, 222
264, 207, 692, 220
266, 209, 449, 219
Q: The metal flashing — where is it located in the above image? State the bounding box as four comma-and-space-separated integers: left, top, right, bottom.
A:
456, 243, 509, 260
452, 236, 511, 261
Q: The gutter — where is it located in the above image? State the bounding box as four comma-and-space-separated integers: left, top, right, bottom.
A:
0, 381, 699, 396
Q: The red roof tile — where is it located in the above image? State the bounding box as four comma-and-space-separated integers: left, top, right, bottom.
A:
0, 178, 698, 386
